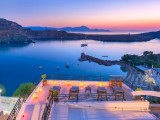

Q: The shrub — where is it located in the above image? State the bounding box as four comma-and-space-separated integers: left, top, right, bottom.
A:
135, 88, 142, 91
41, 74, 47, 80
13, 83, 35, 98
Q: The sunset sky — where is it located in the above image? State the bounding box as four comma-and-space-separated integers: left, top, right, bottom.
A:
0, 0, 160, 31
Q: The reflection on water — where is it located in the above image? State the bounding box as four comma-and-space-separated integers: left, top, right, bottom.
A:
0, 39, 159, 96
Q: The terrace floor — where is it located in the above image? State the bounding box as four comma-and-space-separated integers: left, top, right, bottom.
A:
50, 103, 157, 120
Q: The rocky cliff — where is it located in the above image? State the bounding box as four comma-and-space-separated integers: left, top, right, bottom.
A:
0, 18, 32, 44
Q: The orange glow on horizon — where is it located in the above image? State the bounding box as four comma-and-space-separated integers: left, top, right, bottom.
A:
21, 18, 160, 31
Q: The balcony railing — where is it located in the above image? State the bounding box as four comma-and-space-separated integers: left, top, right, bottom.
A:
41, 93, 54, 120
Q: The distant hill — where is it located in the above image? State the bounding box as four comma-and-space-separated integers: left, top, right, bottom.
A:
0, 18, 160, 44
0, 18, 32, 44
25, 26, 110, 32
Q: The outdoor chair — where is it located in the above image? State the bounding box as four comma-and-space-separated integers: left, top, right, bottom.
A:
97, 86, 107, 101
47, 86, 61, 99
113, 86, 125, 101
69, 86, 79, 101
85, 86, 91, 94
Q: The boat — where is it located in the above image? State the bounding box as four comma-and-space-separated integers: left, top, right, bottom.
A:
56, 66, 60, 71
38, 66, 42, 69
66, 63, 69, 69
81, 43, 88, 47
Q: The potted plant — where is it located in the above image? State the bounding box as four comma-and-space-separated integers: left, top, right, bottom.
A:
41, 74, 47, 86
135, 87, 142, 100
53, 90, 59, 102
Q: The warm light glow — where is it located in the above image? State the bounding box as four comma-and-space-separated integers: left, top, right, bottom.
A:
98, 82, 103, 87
1, 0, 160, 31
33, 92, 38, 99
66, 81, 71, 86
52, 80, 57, 85
80, 82, 84, 87
37, 86, 42, 92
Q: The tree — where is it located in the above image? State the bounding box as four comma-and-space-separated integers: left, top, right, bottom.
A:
13, 83, 35, 98
143, 51, 153, 56
0, 84, 6, 96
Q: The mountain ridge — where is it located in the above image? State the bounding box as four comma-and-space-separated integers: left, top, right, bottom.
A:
0, 18, 160, 44
25, 26, 110, 32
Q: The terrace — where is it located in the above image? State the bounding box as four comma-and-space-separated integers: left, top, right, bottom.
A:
16, 80, 158, 120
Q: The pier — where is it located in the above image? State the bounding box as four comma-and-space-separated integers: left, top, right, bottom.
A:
79, 52, 123, 66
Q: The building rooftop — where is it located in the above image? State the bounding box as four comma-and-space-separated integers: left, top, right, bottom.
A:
16, 80, 158, 120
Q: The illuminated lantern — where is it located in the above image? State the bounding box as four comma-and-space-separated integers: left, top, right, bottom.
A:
38, 86, 42, 92
33, 92, 38, 99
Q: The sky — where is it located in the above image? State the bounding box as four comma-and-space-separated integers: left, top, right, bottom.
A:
0, 0, 160, 31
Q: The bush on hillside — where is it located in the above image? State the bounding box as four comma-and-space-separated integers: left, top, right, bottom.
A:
13, 83, 35, 98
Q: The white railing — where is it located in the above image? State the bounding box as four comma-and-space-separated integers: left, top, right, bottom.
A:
132, 91, 160, 97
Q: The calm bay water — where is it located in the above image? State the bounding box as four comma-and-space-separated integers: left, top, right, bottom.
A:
0, 39, 160, 96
